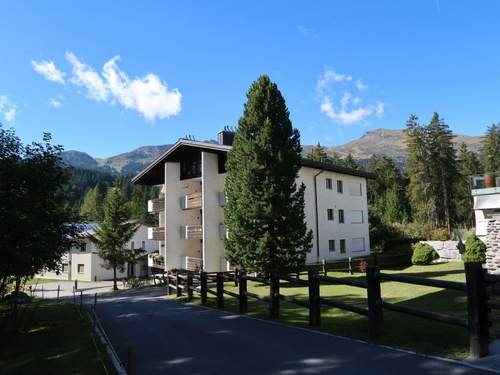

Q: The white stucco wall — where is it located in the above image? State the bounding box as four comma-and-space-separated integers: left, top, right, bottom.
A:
297, 167, 370, 264
163, 162, 202, 270
202, 152, 226, 271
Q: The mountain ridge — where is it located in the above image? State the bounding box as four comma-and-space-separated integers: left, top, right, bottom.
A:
61, 128, 483, 175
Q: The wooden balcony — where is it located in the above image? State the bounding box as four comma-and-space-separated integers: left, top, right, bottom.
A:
180, 225, 203, 240
148, 227, 165, 241
148, 198, 165, 213
184, 256, 203, 271
180, 191, 202, 210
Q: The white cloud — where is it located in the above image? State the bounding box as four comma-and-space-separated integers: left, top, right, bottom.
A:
62, 52, 181, 120
316, 68, 384, 125
102, 56, 181, 120
49, 97, 63, 108
31, 60, 65, 84
0, 95, 17, 122
66, 52, 109, 102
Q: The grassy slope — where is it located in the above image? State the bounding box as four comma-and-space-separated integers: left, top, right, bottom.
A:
0, 299, 116, 375
191, 262, 469, 360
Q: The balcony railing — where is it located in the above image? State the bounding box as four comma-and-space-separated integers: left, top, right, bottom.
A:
148, 197, 165, 213
184, 256, 202, 271
470, 172, 500, 195
180, 191, 202, 210
148, 253, 165, 269
148, 227, 165, 241
180, 225, 203, 239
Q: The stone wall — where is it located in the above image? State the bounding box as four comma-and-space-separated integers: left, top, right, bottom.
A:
485, 220, 500, 274
421, 240, 462, 262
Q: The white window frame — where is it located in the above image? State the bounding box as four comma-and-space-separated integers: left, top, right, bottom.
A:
77, 264, 85, 274
328, 239, 335, 252
351, 210, 364, 224
327, 208, 334, 221
326, 178, 333, 190
340, 239, 346, 254
338, 209, 345, 224
349, 182, 362, 196
337, 180, 343, 194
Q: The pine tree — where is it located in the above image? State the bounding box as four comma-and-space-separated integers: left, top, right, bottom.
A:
307, 142, 330, 163
79, 186, 104, 222
90, 187, 138, 290
455, 143, 483, 228
342, 153, 360, 170
481, 123, 500, 172
224, 75, 313, 274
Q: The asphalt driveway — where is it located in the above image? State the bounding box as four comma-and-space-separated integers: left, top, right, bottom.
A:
94, 287, 494, 375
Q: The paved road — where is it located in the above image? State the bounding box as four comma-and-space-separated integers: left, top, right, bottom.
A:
31, 280, 116, 299
95, 287, 493, 375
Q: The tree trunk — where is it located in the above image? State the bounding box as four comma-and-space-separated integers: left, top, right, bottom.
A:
441, 170, 451, 233
113, 266, 118, 291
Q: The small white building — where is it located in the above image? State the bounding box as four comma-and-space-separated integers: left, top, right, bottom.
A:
38, 223, 158, 281
132, 130, 375, 273
471, 172, 500, 241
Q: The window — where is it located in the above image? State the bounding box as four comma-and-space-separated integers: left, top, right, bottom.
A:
80, 243, 86, 252
337, 180, 343, 194
351, 238, 366, 252
142, 241, 146, 250
329, 240, 335, 252
77, 264, 85, 274
349, 182, 362, 196
340, 239, 346, 254
338, 209, 345, 223
351, 210, 364, 224
62, 263, 69, 273
327, 209, 334, 221
326, 178, 333, 190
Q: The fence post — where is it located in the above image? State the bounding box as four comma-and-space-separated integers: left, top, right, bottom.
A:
165, 272, 170, 296
80, 290, 83, 311
57, 285, 60, 301
216, 272, 224, 308
41, 285, 44, 299
366, 266, 383, 338
187, 272, 193, 302
94, 292, 97, 309
175, 272, 182, 297
308, 270, 321, 326
234, 268, 239, 287
465, 262, 489, 359
322, 259, 327, 276
73, 286, 76, 304
200, 272, 208, 304
74, 279, 78, 291
239, 271, 248, 314
126, 346, 132, 375
348, 257, 353, 275
270, 273, 280, 319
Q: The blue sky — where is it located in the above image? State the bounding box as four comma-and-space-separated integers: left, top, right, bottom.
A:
1, 1, 500, 157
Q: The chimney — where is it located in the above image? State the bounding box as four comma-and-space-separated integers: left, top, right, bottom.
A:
218, 126, 235, 146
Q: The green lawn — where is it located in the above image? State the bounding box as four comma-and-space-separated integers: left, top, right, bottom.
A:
0, 299, 116, 375
189, 262, 470, 360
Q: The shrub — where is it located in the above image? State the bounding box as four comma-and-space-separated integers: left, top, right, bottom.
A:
429, 228, 451, 241
122, 276, 145, 289
462, 235, 486, 263
411, 243, 439, 265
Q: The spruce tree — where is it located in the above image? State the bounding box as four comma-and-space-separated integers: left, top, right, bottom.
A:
481, 123, 500, 172
224, 75, 313, 274
342, 153, 360, 170
307, 142, 330, 163
79, 186, 104, 222
90, 187, 138, 290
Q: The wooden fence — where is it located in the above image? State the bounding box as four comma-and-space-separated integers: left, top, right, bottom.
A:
164, 262, 491, 359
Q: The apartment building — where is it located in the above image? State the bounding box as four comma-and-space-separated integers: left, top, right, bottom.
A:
132, 130, 375, 273
38, 223, 158, 281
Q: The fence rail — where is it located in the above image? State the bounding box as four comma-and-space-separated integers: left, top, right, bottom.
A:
164, 261, 491, 360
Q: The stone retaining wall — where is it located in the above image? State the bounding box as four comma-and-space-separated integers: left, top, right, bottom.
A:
420, 240, 462, 262
485, 220, 500, 274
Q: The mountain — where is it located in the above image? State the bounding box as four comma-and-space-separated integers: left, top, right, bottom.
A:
61, 129, 483, 175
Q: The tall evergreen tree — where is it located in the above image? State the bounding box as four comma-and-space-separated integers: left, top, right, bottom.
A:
455, 143, 483, 228
307, 142, 330, 163
79, 186, 104, 222
481, 123, 500, 172
224, 75, 313, 274
90, 187, 138, 290
342, 153, 360, 170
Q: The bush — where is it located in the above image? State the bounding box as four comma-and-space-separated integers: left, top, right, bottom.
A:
429, 228, 451, 241
122, 277, 145, 289
411, 243, 439, 265
462, 235, 486, 263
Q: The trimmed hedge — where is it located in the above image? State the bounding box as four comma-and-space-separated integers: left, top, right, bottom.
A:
411, 243, 439, 265
462, 235, 486, 263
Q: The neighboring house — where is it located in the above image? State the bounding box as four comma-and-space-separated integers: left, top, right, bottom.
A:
38, 223, 158, 281
132, 130, 375, 273
471, 172, 500, 241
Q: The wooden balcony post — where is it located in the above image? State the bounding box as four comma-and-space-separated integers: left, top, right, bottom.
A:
270, 273, 280, 319
465, 262, 489, 359
308, 270, 321, 326
239, 271, 248, 314
366, 266, 384, 338
200, 271, 208, 304
216, 272, 224, 308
